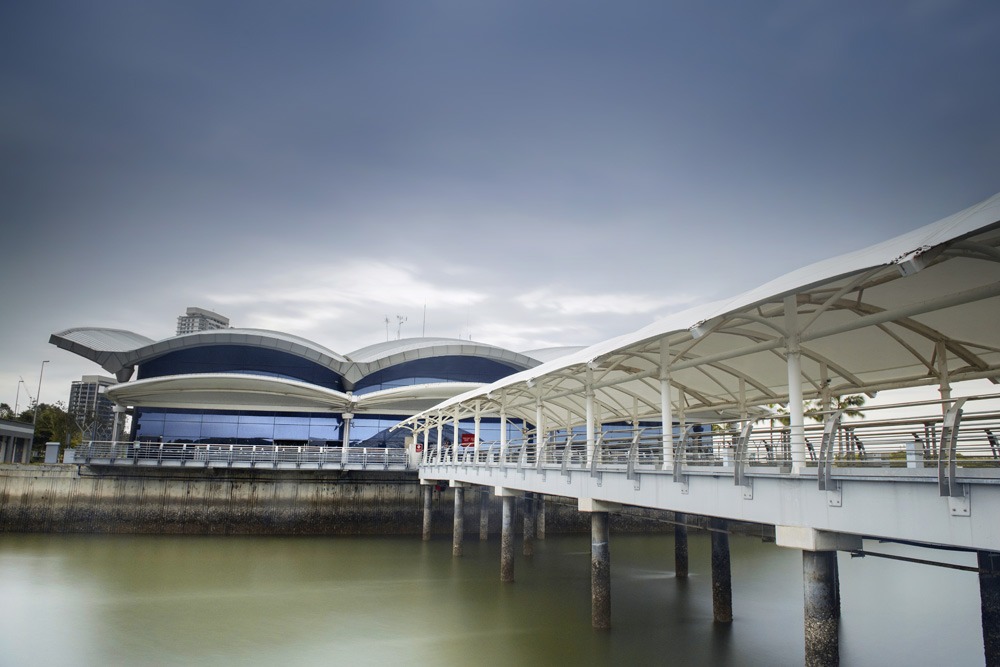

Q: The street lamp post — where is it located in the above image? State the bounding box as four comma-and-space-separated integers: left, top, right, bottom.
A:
32, 360, 49, 426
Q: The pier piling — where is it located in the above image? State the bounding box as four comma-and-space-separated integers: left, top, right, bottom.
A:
452, 485, 464, 557
711, 517, 732, 624
421, 484, 432, 541
523, 492, 535, 557
803, 550, 840, 667
591, 511, 611, 630
675, 512, 688, 578
479, 487, 490, 541
980, 551, 1000, 666
501, 494, 514, 582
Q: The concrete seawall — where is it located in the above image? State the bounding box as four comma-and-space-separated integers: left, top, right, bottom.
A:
0, 465, 728, 536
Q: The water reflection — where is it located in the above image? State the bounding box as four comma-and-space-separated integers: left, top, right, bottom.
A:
0, 532, 983, 666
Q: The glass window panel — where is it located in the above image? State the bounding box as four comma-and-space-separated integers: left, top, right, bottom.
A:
202, 413, 239, 423
163, 422, 201, 440
201, 422, 236, 439
237, 422, 273, 439
274, 424, 309, 440
274, 416, 310, 426
164, 412, 201, 423
239, 415, 274, 425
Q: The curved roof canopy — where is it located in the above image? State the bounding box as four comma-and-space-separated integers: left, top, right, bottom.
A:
106, 374, 487, 415
50, 329, 540, 388
401, 191, 1000, 433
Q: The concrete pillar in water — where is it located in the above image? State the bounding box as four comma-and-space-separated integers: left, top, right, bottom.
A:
775, 527, 860, 667
579, 498, 619, 630
591, 511, 611, 630
674, 512, 689, 578
980, 550, 1000, 667
523, 493, 536, 557
452, 485, 465, 557
498, 488, 516, 583
537, 495, 546, 539
421, 483, 433, 542
710, 517, 732, 624
803, 550, 840, 667
479, 487, 490, 541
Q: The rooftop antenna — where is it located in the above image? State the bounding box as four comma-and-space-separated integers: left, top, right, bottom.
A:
396, 314, 407, 340
384, 316, 390, 342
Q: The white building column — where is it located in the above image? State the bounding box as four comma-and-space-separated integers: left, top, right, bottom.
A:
452, 408, 460, 463
660, 338, 674, 471
535, 392, 545, 465
422, 427, 429, 464
785, 295, 807, 473
340, 412, 354, 465
499, 406, 507, 463
585, 366, 595, 467
436, 416, 443, 463
473, 402, 481, 463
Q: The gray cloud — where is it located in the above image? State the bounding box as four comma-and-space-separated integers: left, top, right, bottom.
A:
2, 0, 999, 407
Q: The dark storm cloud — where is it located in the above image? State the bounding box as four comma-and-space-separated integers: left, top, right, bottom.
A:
1, 0, 999, 405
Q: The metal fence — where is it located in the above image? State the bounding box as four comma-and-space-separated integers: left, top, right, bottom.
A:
420, 396, 1000, 493
71, 441, 412, 470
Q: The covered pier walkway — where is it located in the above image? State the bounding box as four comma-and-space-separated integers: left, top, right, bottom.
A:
404, 192, 1000, 666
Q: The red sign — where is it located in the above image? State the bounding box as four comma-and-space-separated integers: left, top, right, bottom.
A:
460, 433, 475, 446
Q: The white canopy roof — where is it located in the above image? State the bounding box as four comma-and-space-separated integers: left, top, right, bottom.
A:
106, 374, 488, 416
401, 191, 1000, 432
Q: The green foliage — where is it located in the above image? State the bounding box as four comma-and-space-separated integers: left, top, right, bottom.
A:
0, 403, 32, 423
30, 402, 82, 447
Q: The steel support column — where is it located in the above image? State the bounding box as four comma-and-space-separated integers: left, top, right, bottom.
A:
785, 296, 806, 473
660, 338, 674, 471
803, 550, 840, 667
711, 517, 732, 624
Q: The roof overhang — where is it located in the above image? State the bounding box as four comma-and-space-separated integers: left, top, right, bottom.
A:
106, 374, 352, 413
399, 191, 1000, 433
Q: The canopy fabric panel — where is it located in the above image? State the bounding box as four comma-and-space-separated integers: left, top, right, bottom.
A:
106, 374, 352, 413
401, 192, 1000, 433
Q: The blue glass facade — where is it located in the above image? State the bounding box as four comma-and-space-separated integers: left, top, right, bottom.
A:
138, 345, 346, 391
130, 344, 533, 447
354, 357, 521, 394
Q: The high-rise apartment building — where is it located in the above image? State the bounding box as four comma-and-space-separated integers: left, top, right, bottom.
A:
68, 375, 116, 440
176, 307, 230, 335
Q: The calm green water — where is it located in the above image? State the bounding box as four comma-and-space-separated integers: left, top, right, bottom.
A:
0, 531, 983, 666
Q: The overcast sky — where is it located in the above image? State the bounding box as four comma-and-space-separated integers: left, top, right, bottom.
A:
2, 1, 999, 408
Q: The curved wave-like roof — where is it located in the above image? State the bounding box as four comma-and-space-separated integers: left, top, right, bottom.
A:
400, 191, 1000, 431
341, 337, 539, 384
105, 373, 486, 416
51, 328, 541, 389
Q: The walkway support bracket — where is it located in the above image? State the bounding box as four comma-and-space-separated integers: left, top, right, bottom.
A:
732, 421, 756, 487
939, 397, 968, 498
818, 410, 845, 491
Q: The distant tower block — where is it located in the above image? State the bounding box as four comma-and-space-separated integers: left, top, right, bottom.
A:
176, 307, 230, 335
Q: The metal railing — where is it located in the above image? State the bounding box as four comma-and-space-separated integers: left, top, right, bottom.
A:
419, 396, 1000, 494
71, 441, 413, 470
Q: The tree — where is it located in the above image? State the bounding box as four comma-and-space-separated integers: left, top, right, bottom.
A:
0, 403, 31, 423
30, 402, 82, 449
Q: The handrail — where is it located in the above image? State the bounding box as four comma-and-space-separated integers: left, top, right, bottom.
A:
939, 398, 968, 497
74, 441, 412, 470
